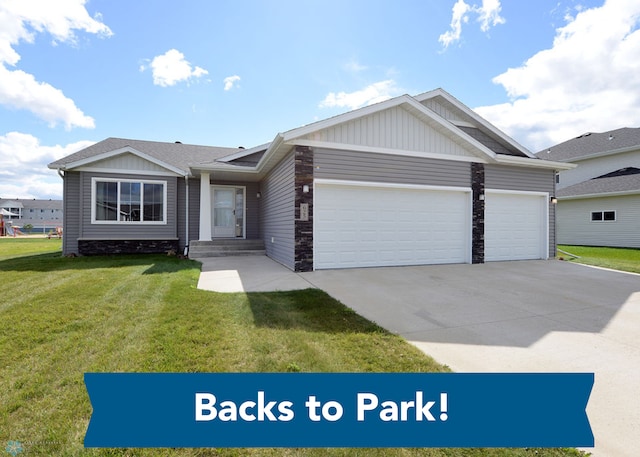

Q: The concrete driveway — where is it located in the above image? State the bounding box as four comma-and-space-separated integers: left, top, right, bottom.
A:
300, 260, 640, 457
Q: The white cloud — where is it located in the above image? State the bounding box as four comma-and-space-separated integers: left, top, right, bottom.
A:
148, 49, 209, 87
476, 0, 506, 32
223, 75, 241, 91
475, 0, 640, 151
0, 132, 94, 199
319, 80, 400, 110
439, 0, 472, 48
0, 0, 111, 129
0, 66, 95, 129
439, 0, 505, 48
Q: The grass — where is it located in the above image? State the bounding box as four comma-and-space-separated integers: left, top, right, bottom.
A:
0, 239, 587, 456
558, 245, 640, 274
0, 236, 62, 260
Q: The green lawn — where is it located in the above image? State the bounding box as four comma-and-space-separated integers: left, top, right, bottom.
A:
0, 239, 586, 456
558, 245, 640, 274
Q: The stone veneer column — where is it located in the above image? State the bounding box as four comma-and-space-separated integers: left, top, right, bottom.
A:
471, 163, 485, 264
294, 146, 314, 272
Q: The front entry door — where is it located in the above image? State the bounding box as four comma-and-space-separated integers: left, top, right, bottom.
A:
212, 187, 244, 238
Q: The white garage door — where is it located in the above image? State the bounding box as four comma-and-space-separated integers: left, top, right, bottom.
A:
314, 181, 471, 270
485, 191, 548, 261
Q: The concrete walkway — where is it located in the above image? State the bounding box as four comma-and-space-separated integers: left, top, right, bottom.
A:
196, 256, 315, 292
196, 256, 640, 456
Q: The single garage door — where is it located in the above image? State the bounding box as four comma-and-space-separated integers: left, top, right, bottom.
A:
485, 191, 548, 261
314, 181, 471, 269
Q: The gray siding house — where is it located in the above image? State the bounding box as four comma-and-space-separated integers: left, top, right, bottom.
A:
540, 128, 640, 248
48, 88, 570, 271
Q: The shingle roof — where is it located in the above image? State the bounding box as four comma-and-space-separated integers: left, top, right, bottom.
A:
48, 137, 242, 174
537, 127, 640, 162
557, 167, 640, 198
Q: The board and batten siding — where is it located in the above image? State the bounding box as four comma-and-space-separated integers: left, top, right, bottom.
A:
557, 195, 640, 248
62, 171, 81, 255
485, 164, 556, 257
90, 152, 173, 175
305, 106, 478, 159
419, 98, 467, 124
314, 148, 471, 187
79, 171, 178, 241
259, 150, 296, 270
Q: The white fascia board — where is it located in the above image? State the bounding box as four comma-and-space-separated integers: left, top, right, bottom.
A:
415, 88, 536, 159
216, 142, 271, 163
559, 190, 640, 200
191, 161, 260, 174
495, 154, 577, 170
59, 147, 188, 176
290, 139, 488, 163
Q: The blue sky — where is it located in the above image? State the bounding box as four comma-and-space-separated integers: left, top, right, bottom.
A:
1, 0, 639, 199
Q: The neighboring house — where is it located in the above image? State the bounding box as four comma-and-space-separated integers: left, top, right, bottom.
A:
48, 88, 571, 271
0, 198, 63, 233
539, 127, 640, 248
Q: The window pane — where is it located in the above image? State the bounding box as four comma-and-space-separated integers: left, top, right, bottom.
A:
120, 182, 141, 221
96, 181, 117, 220
143, 183, 164, 221
603, 211, 616, 221
591, 212, 603, 221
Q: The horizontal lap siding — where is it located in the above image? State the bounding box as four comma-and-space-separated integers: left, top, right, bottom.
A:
260, 151, 295, 269
558, 195, 640, 248
80, 172, 178, 240
485, 164, 556, 257
177, 177, 200, 251
63, 171, 81, 255
314, 148, 471, 187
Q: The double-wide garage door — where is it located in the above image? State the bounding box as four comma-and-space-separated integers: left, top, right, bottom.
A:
314, 181, 548, 270
314, 182, 471, 269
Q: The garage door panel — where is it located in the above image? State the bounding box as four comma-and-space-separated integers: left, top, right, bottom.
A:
315, 183, 470, 269
485, 192, 547, 262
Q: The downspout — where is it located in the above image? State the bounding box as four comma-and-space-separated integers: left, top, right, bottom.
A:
184, 175, 190, 257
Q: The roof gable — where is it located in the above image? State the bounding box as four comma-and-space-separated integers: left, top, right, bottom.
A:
415, 88, 534, 158
280, 94, 503, 164
48, 138, 241, 176
295, 104, 481, 161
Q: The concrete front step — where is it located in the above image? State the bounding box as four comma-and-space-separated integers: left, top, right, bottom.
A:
188, 239, 266, 258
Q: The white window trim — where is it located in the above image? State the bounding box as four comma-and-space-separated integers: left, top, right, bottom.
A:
91, 177, 168, 225
590, 210, 617, 222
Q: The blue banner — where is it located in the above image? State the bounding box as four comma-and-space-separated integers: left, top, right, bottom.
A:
84, 372, 593, 448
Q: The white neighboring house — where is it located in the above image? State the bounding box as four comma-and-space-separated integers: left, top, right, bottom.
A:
0, 199, 64, 233
539, 127, 640, 248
